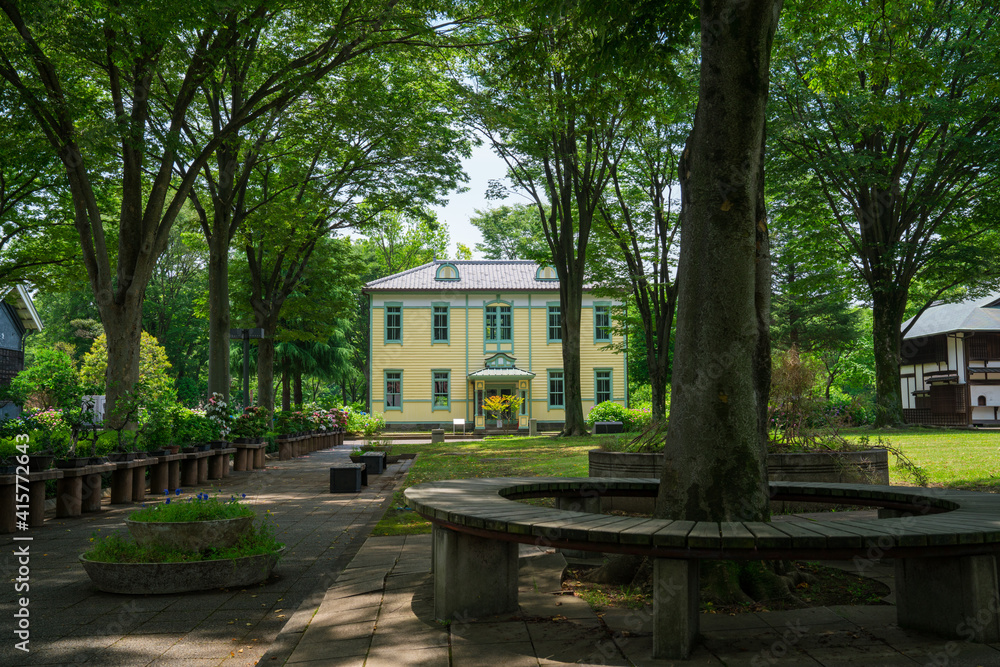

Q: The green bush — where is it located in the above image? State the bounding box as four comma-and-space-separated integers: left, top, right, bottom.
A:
586, 401, 629, 427
10, 348, 82, 410
587, 401, 656, 433
171, 408, 216, 447
346, 409, 385, 436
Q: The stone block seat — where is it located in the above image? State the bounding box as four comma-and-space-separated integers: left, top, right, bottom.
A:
0, 468, 63, 531
405, 477, 1000, 660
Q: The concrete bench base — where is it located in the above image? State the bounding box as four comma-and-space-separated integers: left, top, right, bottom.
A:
896, 553, 1000, 642
432, 525, 519, 621
408, 477, 1000, 659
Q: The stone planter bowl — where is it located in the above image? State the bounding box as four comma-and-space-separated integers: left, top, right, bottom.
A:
79, 547, 284, 594
125, 516, 254, 552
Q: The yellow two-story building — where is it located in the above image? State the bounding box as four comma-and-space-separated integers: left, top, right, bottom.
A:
364, 260, 626, 431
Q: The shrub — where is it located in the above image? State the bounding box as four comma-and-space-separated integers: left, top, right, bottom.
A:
171, 408, 216, 447
231, 405, 271, 439
345, 409, 385, 437
586, 401, 629, 427
587, 401, 653, 432
79, 332, 176, 403
11, 348, 82, 410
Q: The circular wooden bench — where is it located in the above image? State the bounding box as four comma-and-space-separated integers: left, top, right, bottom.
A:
405, 477, 1000, 659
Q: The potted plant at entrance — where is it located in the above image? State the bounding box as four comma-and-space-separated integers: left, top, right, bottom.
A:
482, 395, 522, 433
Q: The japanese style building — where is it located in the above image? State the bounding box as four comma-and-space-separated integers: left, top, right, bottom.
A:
900, 293, 1000, 426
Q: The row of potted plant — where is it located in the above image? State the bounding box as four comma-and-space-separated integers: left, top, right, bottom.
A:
273, 406, 348, 438
0, 395, 277, 471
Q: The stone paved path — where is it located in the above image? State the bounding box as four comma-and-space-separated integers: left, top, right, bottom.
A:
0, 447, 409, 667
279, 534, 1000, 667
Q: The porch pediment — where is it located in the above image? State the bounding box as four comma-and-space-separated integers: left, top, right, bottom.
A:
467, 367, 536, 380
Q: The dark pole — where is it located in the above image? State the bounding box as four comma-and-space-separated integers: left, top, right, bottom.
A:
243, 330, 250, 407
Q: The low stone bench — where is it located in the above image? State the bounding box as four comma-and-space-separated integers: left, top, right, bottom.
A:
360, 451, 386, 475
56, 462, 116, 517
405, 477, 1000, 659
330, 463, 367, 493
147, 453, 185, 494
233, 442, 267, 471
0, 468, 63, 531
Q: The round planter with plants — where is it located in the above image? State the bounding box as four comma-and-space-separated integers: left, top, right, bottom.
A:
80, 489, 284, 594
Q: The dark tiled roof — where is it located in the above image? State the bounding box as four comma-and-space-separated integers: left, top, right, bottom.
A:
364, 260, 560, 292
902, 293, 1000, 339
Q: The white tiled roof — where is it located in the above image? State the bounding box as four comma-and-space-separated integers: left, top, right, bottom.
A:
466, 367, 536, 379
364, 260, 559, 292
902, 293, 1000, 339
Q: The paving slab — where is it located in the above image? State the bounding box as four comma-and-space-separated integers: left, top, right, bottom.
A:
0, 447, 409, 667
279, 523, 1000, 667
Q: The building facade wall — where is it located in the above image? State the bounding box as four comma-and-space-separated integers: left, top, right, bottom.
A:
369, 291, 626, 428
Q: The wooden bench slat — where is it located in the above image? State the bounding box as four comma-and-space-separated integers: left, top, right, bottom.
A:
791, 520, 863, 549
743, 522, 795, 549
652, 520, 696, 548
720, 522, 756, 550
687, 522, 721, 549
808, 519, 900, 548
529, 513, 635, 542
615, 518, 676, 545
761, 521, 828, 549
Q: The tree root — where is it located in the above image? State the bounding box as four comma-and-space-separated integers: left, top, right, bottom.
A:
581, 554, 814, 606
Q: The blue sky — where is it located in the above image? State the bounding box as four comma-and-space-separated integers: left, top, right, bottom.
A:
430, 142, 511, 259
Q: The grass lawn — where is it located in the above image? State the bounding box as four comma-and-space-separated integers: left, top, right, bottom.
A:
846, 427, 1000, 490
372, 427, 1000, 535
372, 434, 597, 535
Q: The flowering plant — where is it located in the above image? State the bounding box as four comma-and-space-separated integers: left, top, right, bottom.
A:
231, 405, 270, 439
329, 408, 348, 429
25, 408, 71, 454
129, 488, 255, 522
204, 393, 233, 440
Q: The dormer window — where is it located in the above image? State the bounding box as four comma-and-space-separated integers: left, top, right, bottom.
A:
536, 265, 557, 281
435, 263, 460, 281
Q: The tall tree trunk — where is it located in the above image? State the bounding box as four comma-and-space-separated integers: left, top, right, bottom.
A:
655, 0, 782, 523
101, 302, 145, 427
646, 291, 677, 423
871, 287, 906, 427
293, 371, 303, 406
206, 227, 231, 401
560, 278, 587, 435
281, 358, 291, 411
256, 334, 276, 412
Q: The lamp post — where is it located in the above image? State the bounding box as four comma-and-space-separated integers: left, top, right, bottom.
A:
229, 328, 265, 407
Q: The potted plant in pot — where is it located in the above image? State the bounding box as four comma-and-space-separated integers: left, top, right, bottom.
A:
172, 408, 215, 453
204, 392, 233, 448
232, 405, 269, 444
104, 388, 149, 462
57, 402, 104, 468
80, 489, 285, 594
25, 409, 69, 471
482, 394, 521, 432
138, 400, 174, 457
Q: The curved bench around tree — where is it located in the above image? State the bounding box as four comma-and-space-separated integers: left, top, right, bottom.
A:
404, 477, 1000, 660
